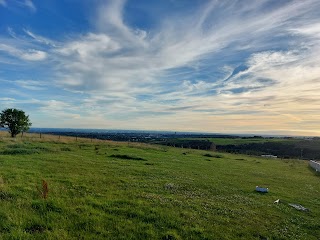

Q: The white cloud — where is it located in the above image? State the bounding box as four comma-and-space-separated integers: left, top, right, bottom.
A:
52, 0, 319, 93
247, 51, 300, 69
0, 0, 6, 7
47, 0, 320, 133
24, 0, 36, 12
20, 50, 47, 61
2, 0, 320, 134
290, 23, 320, 38
40, 100, 70, 111
0, 97, 14, 101
24, 29, 57, 47
14, 80, 47, 91
0, 0, 36, 11
0, 44, 47, 61
57, 33, 120, 59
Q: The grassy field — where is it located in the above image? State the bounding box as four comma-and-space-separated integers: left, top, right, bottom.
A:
0, 133, 319, 239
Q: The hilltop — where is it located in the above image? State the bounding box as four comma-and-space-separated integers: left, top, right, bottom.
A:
0, 132, 319, 239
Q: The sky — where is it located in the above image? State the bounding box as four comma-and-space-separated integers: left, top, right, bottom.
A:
1, 0, 320, 136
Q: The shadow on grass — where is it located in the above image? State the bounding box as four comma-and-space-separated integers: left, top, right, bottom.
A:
0, 212, 13, 233
60, 147, 72, 151
109, 154, 146, 161
2, 143, 55, 155
203, 153, 223, 158
2, 148, 40, 155
31, 200, 63, 214
25, 223, 51, 234
0, 191, 16, 201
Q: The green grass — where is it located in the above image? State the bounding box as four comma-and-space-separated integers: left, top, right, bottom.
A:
0, 136, 319, 239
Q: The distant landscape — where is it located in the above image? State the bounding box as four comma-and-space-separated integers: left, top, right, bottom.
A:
22, 128, 320, 160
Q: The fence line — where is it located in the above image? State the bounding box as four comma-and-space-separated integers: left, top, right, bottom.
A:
309, 160, 320, 172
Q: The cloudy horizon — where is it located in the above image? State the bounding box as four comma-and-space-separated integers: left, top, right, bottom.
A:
1, 0, 320, 136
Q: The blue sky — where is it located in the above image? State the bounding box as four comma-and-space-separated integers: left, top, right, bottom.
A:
1, 0, 320, 135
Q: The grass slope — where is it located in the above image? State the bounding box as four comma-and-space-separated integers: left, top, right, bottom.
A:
0, 134, 319, 239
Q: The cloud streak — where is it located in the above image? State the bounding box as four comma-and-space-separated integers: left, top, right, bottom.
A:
0, 0, 6, 7
0, 43, 47, 61
23, 0, 36, 12
1, 0, 320, 135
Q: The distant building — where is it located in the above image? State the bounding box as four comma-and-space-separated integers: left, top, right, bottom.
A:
309, 160, 320, 172
261, 155, 277, 158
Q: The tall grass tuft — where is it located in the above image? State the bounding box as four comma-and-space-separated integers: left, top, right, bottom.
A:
0, 177, 4, 187
42, 180, 48, 199
37, 180, 49, 199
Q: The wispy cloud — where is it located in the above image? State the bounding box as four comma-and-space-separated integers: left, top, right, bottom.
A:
51, 0, 319, 93
23, 29, 57, 47
0, 0, 6, 7
23, 0, 36, 12
14, 80, 47, 91
1, 0, 320, 134
0, 43, 46, 61
0, 0, 36, 12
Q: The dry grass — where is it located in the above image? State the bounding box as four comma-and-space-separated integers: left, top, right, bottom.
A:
0, 176, 4, 186
0, 131, 165, 151
42, 180, 48, 199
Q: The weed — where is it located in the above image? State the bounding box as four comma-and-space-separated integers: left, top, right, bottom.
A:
42, 180, 48, 199
36, 180, 48, 199
0, 177, 4, 186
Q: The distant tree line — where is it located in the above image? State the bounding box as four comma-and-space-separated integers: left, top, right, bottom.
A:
217, 142, 320, 159
158, 139, 216, 150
